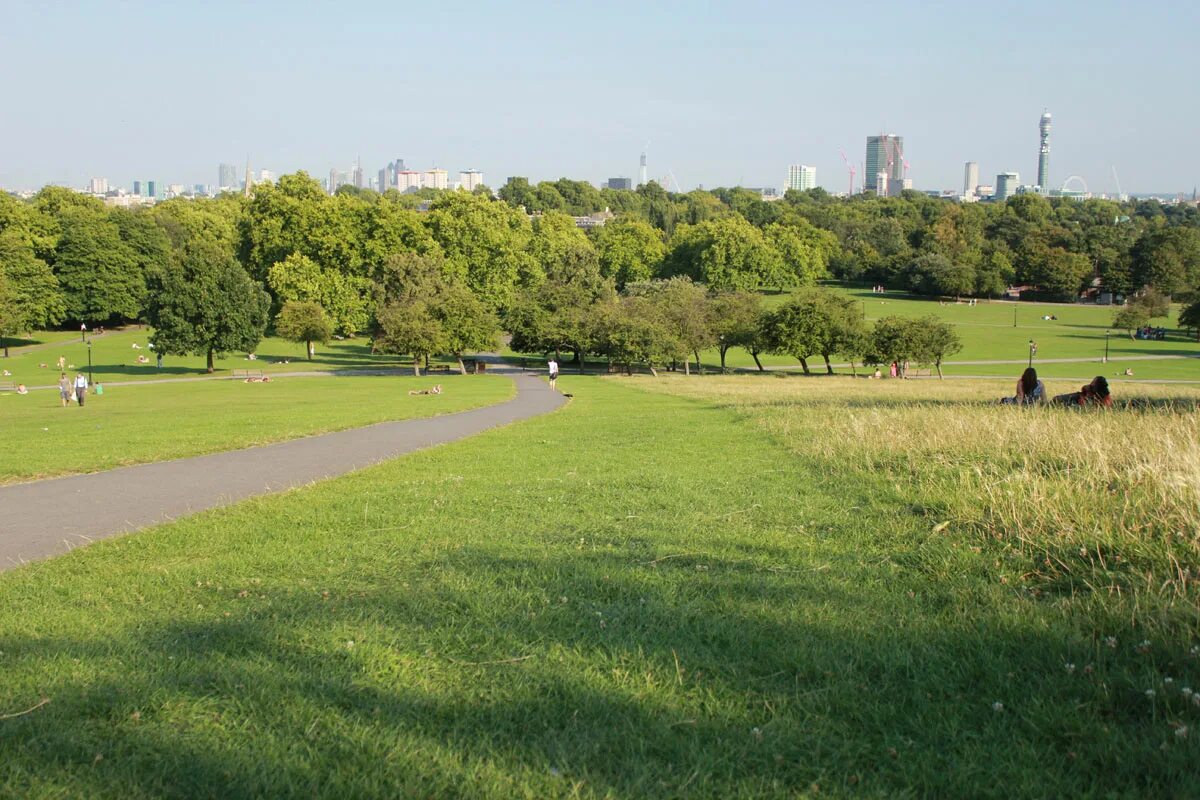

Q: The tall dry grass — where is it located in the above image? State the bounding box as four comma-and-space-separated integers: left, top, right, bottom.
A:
629, 375, 1200, 597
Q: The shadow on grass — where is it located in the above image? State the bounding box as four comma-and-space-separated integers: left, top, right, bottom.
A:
1, 543, 1192, 797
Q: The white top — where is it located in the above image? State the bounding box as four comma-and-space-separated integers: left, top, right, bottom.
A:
74, 375, 88, 389
548, 360, 558, 374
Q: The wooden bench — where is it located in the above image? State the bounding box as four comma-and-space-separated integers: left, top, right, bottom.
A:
904, 368, 934, 378
232, 369, 264, 379
0, 381, 16, 393
427, 364, 452, 373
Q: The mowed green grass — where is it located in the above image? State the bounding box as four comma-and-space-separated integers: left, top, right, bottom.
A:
0, 328, 430, 386
0, 375, 511, 484
1, 376, 1196, 797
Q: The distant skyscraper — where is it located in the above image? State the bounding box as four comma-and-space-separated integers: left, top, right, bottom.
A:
459, 169, 484, 191
328, 168, 342, 195
605, 177, 632, 190
146, 181, 157, 199
1037, 111, 1052, 191
257, 169, 274, 183
424, 168, 448, 190
243, 159, 253, 196
132, 180, 142, 196
995, 172, 1020, 201
351, 159, 364, 189
378, 168, 389, 192
865, 135, 903, 194
88, 177, 108, 194
219, 163, 238, 190
963, 161, 979, 198
787, 165, 817, 192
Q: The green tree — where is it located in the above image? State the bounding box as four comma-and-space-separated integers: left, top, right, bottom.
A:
865, 316, 921, 373
760, 295, 825, 375
906, 316, 962, 378
0, 233, 65, 356
1112, 306, 1150, 339
147, 240, 270, 372
275, 300, 332, 360
374, 301, 446, 376
424, 192, 536, 306
627, 277, 713, 374
1179, 299, 1200, 341
53, 209, 145, 323
764, 223, 823, 288
593, 295, 678, 376
437, 283, 499, 374
1130, 287, 1170, 318
663, 217, 785, 291
268, 253, 371, 335
906, 252, 976, 298
590, 219, 666, 288
1131, 227, 1200, 296
709, 290, 763, 372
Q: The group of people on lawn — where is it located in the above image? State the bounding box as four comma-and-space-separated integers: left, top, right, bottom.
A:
999, 368, 1112, 408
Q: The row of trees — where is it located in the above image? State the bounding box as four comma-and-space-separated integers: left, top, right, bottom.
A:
1, 173, 1197, 367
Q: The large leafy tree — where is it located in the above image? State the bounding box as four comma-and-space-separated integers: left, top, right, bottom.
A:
709, 290, 764, 372
268, 253, 371, 335
1179, 298, 1200, 341
0, 232, 65, 356
760, 294, 826, 375
424, 192, 536, 306
147, 239, 270, 372
627, 277, 713, 374
905, 252, 976, 298
1131, 227, 1200, 296
53, 209, 145, 323
437, 283, 499, 374
275, 300, 332, 360
590, 219, 666, 288
906, 316, 962, 378
663, 217, 784, 291
373, 301, 445, 376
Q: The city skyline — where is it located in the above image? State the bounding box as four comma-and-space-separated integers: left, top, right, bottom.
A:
2, 2, 1196, 194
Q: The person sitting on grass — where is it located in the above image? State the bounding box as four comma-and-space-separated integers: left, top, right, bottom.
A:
1000, 367, 1044, 405
1053, 376, 1112, 408
16, 384, 28, 395
408, 384, 443, 396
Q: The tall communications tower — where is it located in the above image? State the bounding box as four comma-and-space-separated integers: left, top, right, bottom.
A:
1037, 111, 1052, 191
639, 149, 648, 188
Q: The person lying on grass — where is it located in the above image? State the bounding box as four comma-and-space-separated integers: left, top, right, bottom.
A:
999, 367, 1044, 405
1053, 376, 1112, 408
408, 384, 443, 396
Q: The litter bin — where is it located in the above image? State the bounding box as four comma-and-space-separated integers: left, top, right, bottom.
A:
474, 361, 487, 374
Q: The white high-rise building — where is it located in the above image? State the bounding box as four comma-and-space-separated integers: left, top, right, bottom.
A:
424, 169, 448, 190
963, 161, 979, 198
88, 177, 108, 194
459, 169, 484, 191
786, 165, 817, 192
258, 169, 274, 183
396, 171, 423, 192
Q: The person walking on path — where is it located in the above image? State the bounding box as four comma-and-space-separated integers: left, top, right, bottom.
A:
80, 322, 87, 342
73, 372, 88, 407
547, 358, 559, 389
58, 373, 72, 407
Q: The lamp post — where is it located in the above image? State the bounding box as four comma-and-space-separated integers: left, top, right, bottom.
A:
1013, 304, 1017, 328
1027, 339, 1036, 368
861, 300, 866, 320
1104, 330, 1110, 363
86, 338, 93, 386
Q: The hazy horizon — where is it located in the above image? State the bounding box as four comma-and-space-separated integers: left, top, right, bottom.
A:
2, 0, 1196, 195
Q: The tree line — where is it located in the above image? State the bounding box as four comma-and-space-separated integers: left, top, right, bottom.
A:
1, 172, 1197, 365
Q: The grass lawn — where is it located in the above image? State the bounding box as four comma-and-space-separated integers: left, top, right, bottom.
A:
1, 375, 1197, 797
0, 327, 446, 387
0, 374, 511, 485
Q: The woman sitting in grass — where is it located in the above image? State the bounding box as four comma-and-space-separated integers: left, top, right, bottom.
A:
1000, 367, 1044, 405
1053, 376, 1112, 408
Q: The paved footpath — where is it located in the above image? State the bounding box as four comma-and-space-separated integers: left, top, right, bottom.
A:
0, 365, 564, 571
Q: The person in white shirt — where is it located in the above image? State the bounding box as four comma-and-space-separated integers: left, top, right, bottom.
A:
73, 373, 88, 407
547, 359, 559, 388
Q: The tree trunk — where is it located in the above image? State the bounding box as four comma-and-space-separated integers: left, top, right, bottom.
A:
413, 357, 421, 376
823, 354, 833, 374
694, 349, 702, 375
574, 348, 585, 374
799, 357, 810, 375
424, 354, 430, 370
683, 358, 690, 376
648, 364, 658, 377
306, 340, 313, 361
2, 337, 8, 358
719, 346, 728, 373
456, 355, 467, 375
206, 349, 214, 373
849, 360, 857, 377
751, 351, 764, 372
936, 360, 944, 380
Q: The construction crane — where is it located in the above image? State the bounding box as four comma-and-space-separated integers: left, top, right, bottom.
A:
839, 149, 856, 195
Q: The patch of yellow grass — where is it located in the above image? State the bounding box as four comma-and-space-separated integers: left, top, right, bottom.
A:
625, 374, 1200, 594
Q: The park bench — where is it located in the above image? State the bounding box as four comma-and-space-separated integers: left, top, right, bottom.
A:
427, 363, 452, 373
905, 368, 934, 378
232, 369, 264, 380
0, 381, 16, 393
461, 359, 487, 374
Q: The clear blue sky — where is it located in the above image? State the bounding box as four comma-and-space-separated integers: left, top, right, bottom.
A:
2, 0, 1195, 194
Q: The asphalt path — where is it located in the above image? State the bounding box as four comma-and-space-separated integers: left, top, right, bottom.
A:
0, 366, 564, 571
